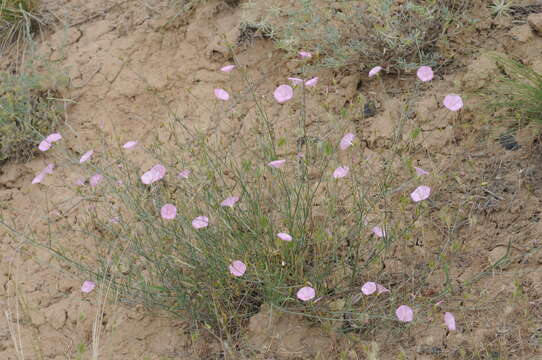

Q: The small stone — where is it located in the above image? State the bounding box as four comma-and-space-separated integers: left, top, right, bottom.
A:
31, 311, 46, 327
528, 13, 542, 34
499, 134, 520, 151
363, 101, 376, 118
46, 302, 67, 330
509, 24, 533, 43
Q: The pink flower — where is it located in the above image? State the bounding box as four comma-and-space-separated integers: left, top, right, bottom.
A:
32, 164, 55, 184
46, 133, 62, 142
160, 204, 177, 220
417, 66, 434, 82
81, 280, 96, 293
376, 284, 390, 294
444, 312, 456, 331
123, 141, 137, 149
443, 94, 463, 111
192, 216, 209, 229
372, 226, 386, 238
274, 85, 293, 103
277, 232, 292, 241
298, 51, 312, 59
177, 169, 191, 179
362, 282, 390, 295
361, 282, 377, 295
304, 77, 318, 87
79, 150, 94, 163
221, 196, 239, 207
39, 133, 62, 152
340, 133, 355, 150
410, 185, 431, 202
89, 174, 103, 187
141, 164, 166, 185
288, 77, 304, 86
368, 66, 382, 77
32, 172, 46, 184
38, 140, 51, 151
229, 260, 246, 277
333, 166, 349, 179
297, 286, 316, 301
414, 167, 429, 176
220, 65, 236, 73
268, 159, 285, 168
76, 178, 85, 186
396, 305, 414, 322
43, 163, 55, 174
214, 88, 230, 101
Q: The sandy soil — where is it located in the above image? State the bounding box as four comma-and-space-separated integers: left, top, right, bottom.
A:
1, 0, 542, 358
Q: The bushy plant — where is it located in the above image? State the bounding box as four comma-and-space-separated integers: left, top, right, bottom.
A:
0, 63, 65, 163
268, 0, 469, 73
0, 0, 41, 53
488, 57, 542, 126
8, 59, 467, 341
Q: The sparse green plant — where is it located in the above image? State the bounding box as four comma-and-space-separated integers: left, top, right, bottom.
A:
0, 57, 67, 163
489, 0, 514, 17
0, 0, 42, 60
266, 0, 470, 73
487, 57, 542, 126
166, 0, 241, 27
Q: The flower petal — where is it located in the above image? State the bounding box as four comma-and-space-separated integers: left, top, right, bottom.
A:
43, 163, 55, 174
214, 88, 230, 101
443, 94, 463, 111
361, 282, 377, 295
376, 283, 390, 294
123, 141, 137, 149
396, 305, 414, 322
288, 77, 304, 86
160, 204, 177, 220
81, 280, 96, 293
89, 174, 103, 187
142, 164, 166, 184
417, 66, 434, 82
297, 286, 316, 301
333, 166, 349, 179
410, 185, 431, 202
192, 216, 209, 229
221, 196, 239, 207
79, 149, 94, 163
178, 169, 191, 179
444, 312, 456, 331
38, 140, 51, 152
229, 260, 246, 277
268, 159, 286, 168
221, 65, 236, 73
304, 77, 318, 87
274, 85, 293, 103
414, 167, 429, 176
46, 133, 62, 142
32, 172, 46, 184
372, 226, 385, 238
340, 133, 355, 150
368, 66, 382, 77
277, 232, 292, 241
